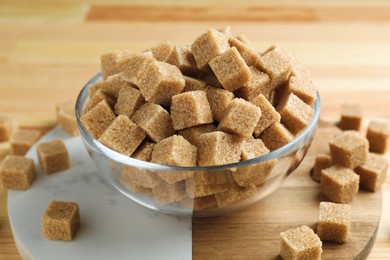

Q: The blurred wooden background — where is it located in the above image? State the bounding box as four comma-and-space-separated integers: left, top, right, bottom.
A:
1, 0, 390, 259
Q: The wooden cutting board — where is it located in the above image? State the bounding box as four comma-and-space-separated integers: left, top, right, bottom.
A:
193, 123, 382, 260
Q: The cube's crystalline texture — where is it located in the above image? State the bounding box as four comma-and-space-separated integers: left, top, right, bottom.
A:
42, 201, 80, 241
329, 130, 369, 169
98, 115, 146, 156
218, 98, 261, 138
209, 47, 252, 92
37, 139, 70, 175
279, 226, 322, 260
0, 155, 36, 190
171, 91, 213, 130
320, 165, 360, 203
317, 202, 351, 243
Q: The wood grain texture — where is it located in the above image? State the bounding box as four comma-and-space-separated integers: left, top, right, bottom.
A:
0, 189, 19, 260
87, 5, 390, 22
0, 0, 390, 259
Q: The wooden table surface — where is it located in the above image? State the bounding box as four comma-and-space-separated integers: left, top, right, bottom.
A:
1, 0, 390, 259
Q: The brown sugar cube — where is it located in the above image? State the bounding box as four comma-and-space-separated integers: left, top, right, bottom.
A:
256, 47, 292, 90
149, 41, 174, 61
355, 153, 389, 192
209, 47, 252, 92
261, 122, 294, 151
151, 135, 196, 183
287, 52, 311, 80
124, 180, 153, 196
206, 87, 234, 121
0, 155, 35, 190
88, 79, 102, 97
80, 100, 116, 139
151, 135, 197, 167
179, 195, 217, 211
10, 129, 41, 156
329, 130, 369, 168
152, 181, 186, 205
191, 28, 230, 70
214, 183, 257, 208
165, 45, 201, 76
37, 139, 70, 175
367, 120, 389, 154
278, 50, 315, 99
338, 103, 363, 131
235, 34, 251, 45
186, 170, 234, 198
268, 90, 278, 106
182, 76, 207, 92
317, 202, 351, 243
228, 37, 260, 66
137, 61, 185, 106
121, 53, 155, 86
131, 142, 156, 162
277, 93, 314, 135
90, 73, 136, 98
232, 138, 276, 187
100, 50, 133, 79
240, 137, 269, 161
121, 165, 161, 190
178, 124, 216, 146
83, 89, 116, 114
106, 74, 137, 98
312, 154, 332, 182
280, 226, 322, 260
218, 26, 233, 38
235, 66, 270, 101
126, 143, 161, 189
251, 94, 281, 137
121, 169, 153, 196
132, 103, 174, 143
197, 131, 241, 166
261, 45, 277, 56
218, 98, 261, 138
99, 115, 146, 156
320, 165, 359, 204
279, 75, 317, 106
202, 73, 223, 88
114, 87, 145, 118
42, 201, 80, 241
171, 91, 213, 130
57, 101, 78, 136
0, 114, 12, 142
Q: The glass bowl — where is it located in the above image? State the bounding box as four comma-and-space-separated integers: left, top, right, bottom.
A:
75, 72, 320, 217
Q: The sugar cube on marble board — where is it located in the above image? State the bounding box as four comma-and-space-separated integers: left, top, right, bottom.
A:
37, 139, 70, 175
42, 201, 80, 241
0, 155, 36, 190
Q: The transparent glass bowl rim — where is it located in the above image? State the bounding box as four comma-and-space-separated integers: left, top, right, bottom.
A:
75, 72, 321, 172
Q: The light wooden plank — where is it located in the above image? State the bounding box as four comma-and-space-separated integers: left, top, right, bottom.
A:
86, 4, 390, 22
86, 0, 390, 8
0, 2, 88, 23
2, 23, 390, 43
7, 39, 390, 66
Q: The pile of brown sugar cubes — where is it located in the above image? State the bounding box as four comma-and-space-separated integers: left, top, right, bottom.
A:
313, 103, 389, 197
80, 27, 317, 211
279, 104, 389, 260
